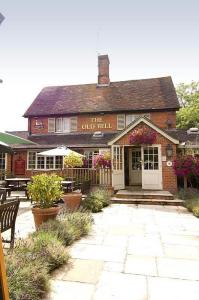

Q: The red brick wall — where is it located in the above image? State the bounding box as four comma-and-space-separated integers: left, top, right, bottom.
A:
116, 122, 177, 193
29, 111, 176, 135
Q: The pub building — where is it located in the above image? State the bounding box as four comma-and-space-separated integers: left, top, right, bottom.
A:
1, 54, 187, 193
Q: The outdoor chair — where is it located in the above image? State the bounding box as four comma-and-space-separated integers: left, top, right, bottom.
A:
0, 190, 7, 204
0, 199, 20, 249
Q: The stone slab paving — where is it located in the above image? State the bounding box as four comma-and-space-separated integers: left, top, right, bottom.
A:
6, 202, 199, 299
45, 204, 199, 299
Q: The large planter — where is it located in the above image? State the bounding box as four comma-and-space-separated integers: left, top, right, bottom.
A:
62, 192, 82, 210
32, 206, 60, 229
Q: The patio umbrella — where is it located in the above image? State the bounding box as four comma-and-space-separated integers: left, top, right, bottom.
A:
38, 146, 84, 157
0, 141, 12, 153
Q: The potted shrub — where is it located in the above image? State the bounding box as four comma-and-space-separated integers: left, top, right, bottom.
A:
63, 152, 83, 209
27, 174, 63, 228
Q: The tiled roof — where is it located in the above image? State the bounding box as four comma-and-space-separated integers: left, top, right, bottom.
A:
166, 129, 199, 144
24, 76, 179, 117
11, 132, 118, 150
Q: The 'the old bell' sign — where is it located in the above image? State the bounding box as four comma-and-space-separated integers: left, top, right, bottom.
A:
81, 117, 112, 130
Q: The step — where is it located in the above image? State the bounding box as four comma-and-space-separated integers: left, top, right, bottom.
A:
111, 197, 184, 206
116, 190, 174, 200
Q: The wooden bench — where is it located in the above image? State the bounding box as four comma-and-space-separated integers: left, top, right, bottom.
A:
0, 190, 6, 205
0, 199, 20, 249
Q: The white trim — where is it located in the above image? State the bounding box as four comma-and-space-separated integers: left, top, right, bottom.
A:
108, 117, 179, 145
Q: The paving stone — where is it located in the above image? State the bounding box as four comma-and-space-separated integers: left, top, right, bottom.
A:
161, 234, 199, 246
45, 280, 95, 300
62, 259, 103, 284
157, 257, 199, 280
93, 271, 147, 300
70, 243, 126, 262
104, 262, 124, 272
163, 244, 199, 260
124, 255, 158, 276
148, 276, 199, 300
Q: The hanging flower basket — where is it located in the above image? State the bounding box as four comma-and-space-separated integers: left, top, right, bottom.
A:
93, 153, 111, 168
129, 128, 156, 145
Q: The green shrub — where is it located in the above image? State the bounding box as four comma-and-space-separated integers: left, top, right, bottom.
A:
63, 211, 93, 236
83, 188, 111, 212
37, 210, 93, 245
83, 193, 103, 212
6, 252, 49, 300
177, 188, 199, 200
5, 209, 93, 299
192, 206, 199, 217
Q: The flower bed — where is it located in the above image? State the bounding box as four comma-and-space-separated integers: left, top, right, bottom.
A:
6, 209, 93, 300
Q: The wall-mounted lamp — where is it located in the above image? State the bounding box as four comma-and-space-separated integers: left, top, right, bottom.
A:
166, 144, 173, 158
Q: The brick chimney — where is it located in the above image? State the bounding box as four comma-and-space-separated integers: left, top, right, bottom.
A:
98, 55, 110, 85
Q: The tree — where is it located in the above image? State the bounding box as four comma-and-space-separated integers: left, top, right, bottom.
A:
176, 81, 199, 129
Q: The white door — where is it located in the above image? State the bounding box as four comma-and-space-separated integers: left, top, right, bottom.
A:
112, 145, 125, 190
141, 145, 162, 190
129, 148, 142, 185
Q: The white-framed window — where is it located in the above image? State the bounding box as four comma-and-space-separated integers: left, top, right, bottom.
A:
63, 118, 70, 132
55, 118, 63, 132
84, 150, 99, 168
27, 151, 63, 170
48, 118, 55, 132
70, 117, 77, 131
117, 114, 125, 130
126, 113, 150, 126
48, 117, 77, 133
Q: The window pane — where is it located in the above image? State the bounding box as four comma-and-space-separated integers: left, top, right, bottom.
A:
37, 156, 45, 169
117, 115, 125, 130
56, 118, 63, 132
46, 157, 54, 169
55, 156, 63, 169
28, 152, 36, 169
48, 118, 55, 132
63, 118, 70, 132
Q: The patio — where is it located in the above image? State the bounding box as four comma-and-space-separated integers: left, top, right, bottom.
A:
5, 197, 199, 300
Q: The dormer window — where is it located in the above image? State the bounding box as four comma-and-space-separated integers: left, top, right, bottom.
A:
92, 131, 104, 138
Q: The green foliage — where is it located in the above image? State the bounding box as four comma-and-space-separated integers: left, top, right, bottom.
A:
64, 152, 83, 168
176, 81, 199, 129
192, 206, 199, 217
6, 252, 49, 300
83, 188, 111, 212
5, 209, 93, 299
15, 232, 69, 272
179, 188, 199, 217
36, 210, 93, 246
27, 173, 63, 208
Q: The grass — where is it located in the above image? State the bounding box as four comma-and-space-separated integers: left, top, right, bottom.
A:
6, 209, 93, 300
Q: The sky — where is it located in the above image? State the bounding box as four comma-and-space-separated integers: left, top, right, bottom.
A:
0, 0, 199, 132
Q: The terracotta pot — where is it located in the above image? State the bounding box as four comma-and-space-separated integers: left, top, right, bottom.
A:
106, 186, 114, 196
62, 192, 82, 210
32, 206, 60, 229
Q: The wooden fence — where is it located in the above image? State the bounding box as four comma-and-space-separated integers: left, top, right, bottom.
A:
31, 168, 112, 186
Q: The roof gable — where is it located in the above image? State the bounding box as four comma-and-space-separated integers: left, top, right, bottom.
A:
24, 76, 180, 117
108, 117, 179, 145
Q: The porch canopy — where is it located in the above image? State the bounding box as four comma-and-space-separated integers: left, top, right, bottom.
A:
38, 146, 84, 157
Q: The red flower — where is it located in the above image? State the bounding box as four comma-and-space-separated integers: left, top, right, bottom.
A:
129, 128, 156, 145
